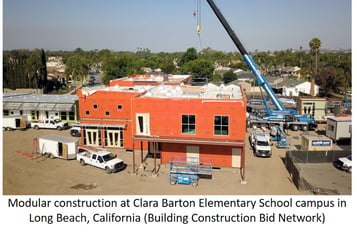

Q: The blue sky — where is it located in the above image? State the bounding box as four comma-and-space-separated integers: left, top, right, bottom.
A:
3, 0, 352, 52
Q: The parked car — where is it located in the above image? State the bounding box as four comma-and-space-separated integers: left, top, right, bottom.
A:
333, 155, 352, 173
70, 124, 81, 137
249, 129, 272, 157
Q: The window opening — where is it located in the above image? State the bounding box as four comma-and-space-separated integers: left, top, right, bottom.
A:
182, 114, 196, 134
214, 115, 229, 136
138, 116, 144, 133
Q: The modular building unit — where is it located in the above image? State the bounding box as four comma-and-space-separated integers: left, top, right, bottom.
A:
132, 84, 247, 168
77, 86, 145, 149
38, 135, 79, 159
301, 135, 332, 151
326, 117, 352, 142
297, 97, 326, 123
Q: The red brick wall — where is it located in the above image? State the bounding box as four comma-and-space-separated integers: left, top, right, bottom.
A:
160, 143, 242, 167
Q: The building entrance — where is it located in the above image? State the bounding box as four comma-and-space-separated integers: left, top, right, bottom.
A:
86, 129, 99, 146
106, 130, 122, 147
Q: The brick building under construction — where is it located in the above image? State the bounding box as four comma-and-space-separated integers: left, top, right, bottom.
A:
76, 75, 247, 179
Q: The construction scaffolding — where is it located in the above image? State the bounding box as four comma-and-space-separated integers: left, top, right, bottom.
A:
169, 156, 212, 186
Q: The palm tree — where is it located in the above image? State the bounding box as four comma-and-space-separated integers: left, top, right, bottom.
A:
309, 37, 321, 95
309, 38, 321, 77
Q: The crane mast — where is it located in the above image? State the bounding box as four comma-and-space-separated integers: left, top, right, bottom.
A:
206, 0, 285, 113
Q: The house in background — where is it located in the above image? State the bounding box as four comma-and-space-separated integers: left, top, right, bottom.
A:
46, 56, 66, 79
273, 79, 319, 97
229, 72, 284, 95
214, 66, 232, 76
270, 66, 301, 79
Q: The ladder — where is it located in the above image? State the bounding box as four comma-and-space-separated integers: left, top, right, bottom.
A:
32, 137, 41, 159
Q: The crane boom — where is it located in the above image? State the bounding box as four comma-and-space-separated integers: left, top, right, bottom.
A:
206, 0, 285, 112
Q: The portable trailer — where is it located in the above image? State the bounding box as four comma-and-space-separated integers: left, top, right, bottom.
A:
301, 135, 333, 151
325, 117, 352, 142
3, 115, 28, 131
38, 135, 79, 159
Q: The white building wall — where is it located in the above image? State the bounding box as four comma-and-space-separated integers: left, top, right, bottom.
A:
7, 110, 61, 121
282, 87, 299, 96
296, 82, 319, 96
282, 82, 319, 97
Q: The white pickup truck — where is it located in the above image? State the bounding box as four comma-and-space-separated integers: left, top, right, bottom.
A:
333, 155, 352, 173
249, 130, 272, 157
31, 119, 69, 130
77, 146, 126, 174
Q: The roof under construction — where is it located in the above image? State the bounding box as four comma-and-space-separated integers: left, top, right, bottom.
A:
125, 74, 191, 82
142, 83, 244, 99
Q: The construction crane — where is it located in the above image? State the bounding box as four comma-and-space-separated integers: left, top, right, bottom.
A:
206, 0, 316, 131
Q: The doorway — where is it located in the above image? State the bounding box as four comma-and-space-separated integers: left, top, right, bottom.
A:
58, 142, 68, 159
86, 129, 99, 146
106, 130, 122, 147
186, 145, 199, 163
232, 148, 241, 168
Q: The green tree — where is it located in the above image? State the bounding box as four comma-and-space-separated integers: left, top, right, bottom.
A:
309, 37, 321, 79
211, 73, 222, 83
179, 47, 198, 66
102, 53, 136, 84
320, 54, 351, 96
223, 71, 236, 84
24, 49, 48, 92
182, 59, 214, 80
161, 61, 176, 74
39, 49, 48, 92
65, 54, 89, 85
337, 56, 352, 97
25, 49, 41, 87
3, 50, 34, 90
144, 55, 164, 69
3, 49, 48, 91
309, 37, 321, 95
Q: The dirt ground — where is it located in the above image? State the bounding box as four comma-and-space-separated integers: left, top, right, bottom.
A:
3, 128, 311, 195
